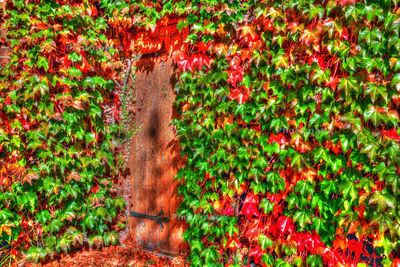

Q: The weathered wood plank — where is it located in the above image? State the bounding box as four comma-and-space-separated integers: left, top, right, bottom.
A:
129, 57, 186, 255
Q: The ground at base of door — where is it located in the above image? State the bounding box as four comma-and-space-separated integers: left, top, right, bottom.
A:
15, 238, 187, 267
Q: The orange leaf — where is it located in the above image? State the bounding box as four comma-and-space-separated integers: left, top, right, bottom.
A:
333, 237, 346, 250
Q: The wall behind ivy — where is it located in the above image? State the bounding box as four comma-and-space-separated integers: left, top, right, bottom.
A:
3, 0, 400, 266
0, 0, 127, 263
167, 0, 400, 266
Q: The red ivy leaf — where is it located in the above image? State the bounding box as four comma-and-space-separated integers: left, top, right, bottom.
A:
310, 55, 326, 70
245, 219, 263, 239
382, 129, 400, 141
268, 133, 287, 145
339, 0, 356, 6
273, 216, 294, 236
347, 239, 364, 259
192, 54, 210, 69
20, 118, 30, 130
5, 97, 11, 105
321, 248, 344, 267
292, 231, 323, 253
229, 55, 241, 69
177, 59, 190, 72
78, 57, 90, 74
377, 107, 387, 113
244, 193, 258, 204
241, 203, 260, 220
341, 27, 349, 40
227, 66, 243, 88
325, 77, 339, 90
241, 194, 260, 219
196, 41, 208, 53
228, 87, 250, 104
248, 245, 264, 264
222, 206, 235, 216
267, 193, 282, 203
64, 55, 72, 67
262, 18, 275, 32
91, 185, 100, 193
226, 237, 241, 252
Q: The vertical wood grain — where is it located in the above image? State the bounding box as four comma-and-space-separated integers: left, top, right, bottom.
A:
128, 57, 186, 255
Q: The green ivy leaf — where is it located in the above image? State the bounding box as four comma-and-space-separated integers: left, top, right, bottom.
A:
259, 234, 273, 250
259, 198, 274, 214
37, 56, 49, 71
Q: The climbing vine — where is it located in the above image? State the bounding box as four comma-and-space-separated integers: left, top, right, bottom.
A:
169, 0, 400, 266
0, 0, 128, 263
3, 0, 400, 266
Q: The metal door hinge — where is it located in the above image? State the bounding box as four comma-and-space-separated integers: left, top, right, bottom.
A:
130, 207, 169, 231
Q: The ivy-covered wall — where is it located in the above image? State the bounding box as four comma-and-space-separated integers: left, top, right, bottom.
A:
168, 0, 400, 266
0, 0, 127, 263
3, 0, 400, 266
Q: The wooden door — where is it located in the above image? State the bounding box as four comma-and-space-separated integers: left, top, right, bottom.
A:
126, 22, 187, 256
0, 28, 9, 68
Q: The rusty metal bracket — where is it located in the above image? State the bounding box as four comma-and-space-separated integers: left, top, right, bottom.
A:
130, 207, 169, 232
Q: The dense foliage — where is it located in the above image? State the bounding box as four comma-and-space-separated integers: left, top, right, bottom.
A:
168, 0, 400, 266
3, 0, 400, 266
0, 0, 127, 263
107, 0, 400, 265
